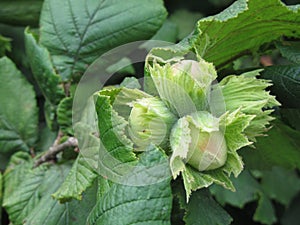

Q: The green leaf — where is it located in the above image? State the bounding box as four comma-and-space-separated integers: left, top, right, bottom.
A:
57, 97, 73, 135
184, 189, 232, 225
276, 41, 300, 64
87, 149, 172, 225
52, 155, 97, 202
261, 65, 300, 108
192, 0, 300, 67
0, 57, 38, 153
40, 0, 167, 80
240, 120, 300, 170
24, 28, 65, 106
0, 35, 11, 56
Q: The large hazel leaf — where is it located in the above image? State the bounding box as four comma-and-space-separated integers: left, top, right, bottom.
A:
0, 57, 38, 153
40, 0, 167, 80
192, 0, 300, 67
87, 148, 172, 225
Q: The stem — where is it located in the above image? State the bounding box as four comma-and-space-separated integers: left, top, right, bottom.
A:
34, 137, 78, 167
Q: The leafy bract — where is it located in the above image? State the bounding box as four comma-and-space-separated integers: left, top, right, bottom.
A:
192, 0, 300, 67
87, 148, 172, 225
40, 0, 167, 80
218, 70, 280, 141
0, 57, 38, 153
148, 59, 217, 116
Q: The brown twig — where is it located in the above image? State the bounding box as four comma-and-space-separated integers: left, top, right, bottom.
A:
34, 137, 78, 167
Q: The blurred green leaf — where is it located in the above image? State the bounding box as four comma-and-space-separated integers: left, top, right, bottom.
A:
151, 20, 178, 43
0, 172, 2, 223
192, 0, 300, 67
280, 108, 300, 131
0, 57, 38, 154
261, 65, 300, 108
0, 35, 11, 56
281, 193, 300, 225
184, 189, 233, 225
40, 0, 167, 80
35, 125, 57, 152
169, 9, 202, 40
241, 120, 300, 170
210, 169, 277, 225
0, 0, 42, 26
254, 193, 277, 225
210, 170, 259, 208
276, 41, 300, 64
260, 167, 300, 206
